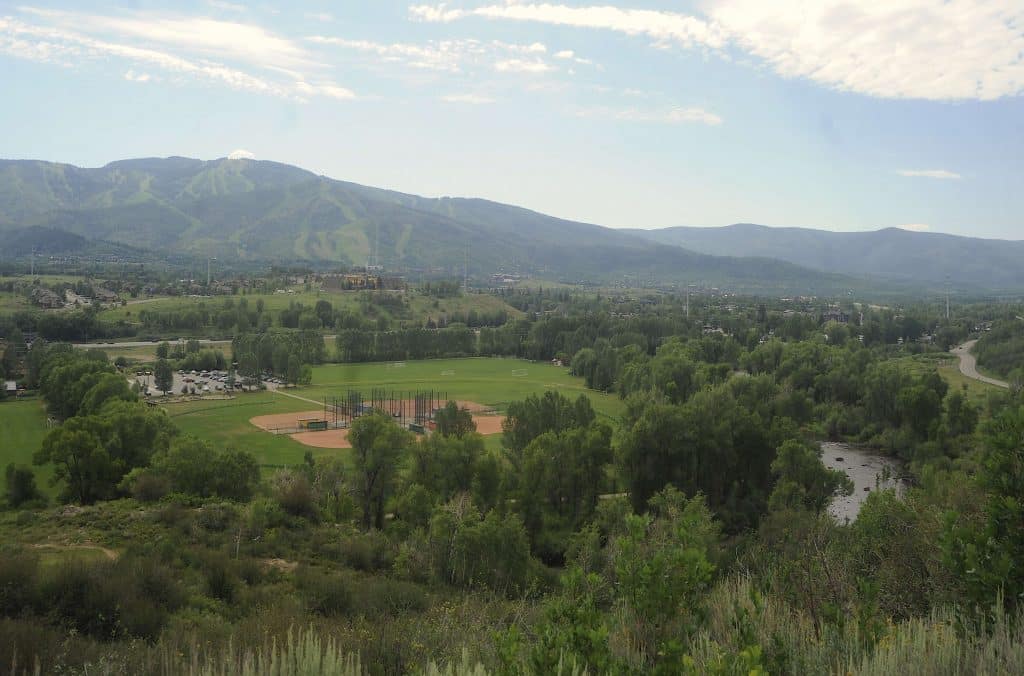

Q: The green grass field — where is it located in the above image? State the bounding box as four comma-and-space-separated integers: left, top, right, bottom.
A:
161, 357, 624, 472
0, 398, 57, 497
163, 392, 340, 471
299, 358, 624, 421
97, 287, 521, 330
899, 353, 1001, 410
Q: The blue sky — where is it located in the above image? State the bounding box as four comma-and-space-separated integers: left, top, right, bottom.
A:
1, 1, 1022, 239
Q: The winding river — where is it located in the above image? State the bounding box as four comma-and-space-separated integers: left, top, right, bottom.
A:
821, 442, 905, 523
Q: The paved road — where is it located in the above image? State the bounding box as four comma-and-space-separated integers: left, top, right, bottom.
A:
73, 339, 231, 349
951, 340, 1009, 389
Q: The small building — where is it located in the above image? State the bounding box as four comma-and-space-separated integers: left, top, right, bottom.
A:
823, 309, 850, 324
4, 380, 17, 396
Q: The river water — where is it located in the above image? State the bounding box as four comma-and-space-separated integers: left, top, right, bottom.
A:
821, 442, 905, 523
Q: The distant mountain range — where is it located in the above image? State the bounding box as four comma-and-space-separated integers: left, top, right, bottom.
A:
633, 224, 1024, 293
0, 157, 862, 293
0, 157, 1018, 294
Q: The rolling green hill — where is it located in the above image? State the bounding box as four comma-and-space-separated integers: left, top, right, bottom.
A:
633, 223, 1024, 293
0, 157, 870, 293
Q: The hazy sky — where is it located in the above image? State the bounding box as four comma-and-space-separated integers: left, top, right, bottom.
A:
1, 1, 1022, 239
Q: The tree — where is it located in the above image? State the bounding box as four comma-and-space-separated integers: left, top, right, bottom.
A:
34, 419, 111, 504
610, 487, 718, 653
155, 341, 170, 359
79, 372, 135, 415
768, 439, 853, 513
154, 359, 173, 394
350, 412, 413, 530
148, 436, 259, 501
286, 352, 302, 386
946, 390, 979, 437
517, 424, 613, 559
4, 464, 42, 508
427, 497, 533, 594
434, 400, 476, 438
944, 405, 1024, 612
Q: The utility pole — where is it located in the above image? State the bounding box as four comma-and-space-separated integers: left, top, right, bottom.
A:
463, 246, 469, 293
30, 248, 35, 276
207, 257, 216, 287
945, 276, 951, 321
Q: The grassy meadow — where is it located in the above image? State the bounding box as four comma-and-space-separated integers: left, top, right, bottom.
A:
899, 352, 1001, 410
0, 398, 56, 497
298, 357, 625, 421
96, 286, 521, 329
160, 357, 623, 471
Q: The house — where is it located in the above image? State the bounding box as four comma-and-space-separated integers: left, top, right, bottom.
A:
823, 308, 850, 324
30, 287, 63, 309
4, 380, 17, 396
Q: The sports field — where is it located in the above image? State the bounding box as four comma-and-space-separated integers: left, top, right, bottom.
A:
0, 399, 57, 497
164, 357, 623, 470
299, 358, 624, 420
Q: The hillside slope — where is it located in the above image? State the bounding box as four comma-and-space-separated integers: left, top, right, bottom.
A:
0, 157, 866, 292
634, 224, 1024, 292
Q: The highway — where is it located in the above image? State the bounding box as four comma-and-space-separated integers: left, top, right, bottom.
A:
950, 340, 1009, 389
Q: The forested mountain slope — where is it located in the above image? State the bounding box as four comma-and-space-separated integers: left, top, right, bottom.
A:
0, 157, 866, 293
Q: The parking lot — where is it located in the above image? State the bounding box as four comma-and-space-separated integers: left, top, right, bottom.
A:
129, 369, 283, 397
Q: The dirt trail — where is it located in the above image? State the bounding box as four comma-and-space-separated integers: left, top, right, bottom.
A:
31, 543, 119, 560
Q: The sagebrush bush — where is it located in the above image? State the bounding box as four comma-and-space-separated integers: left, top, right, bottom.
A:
295, 566, 352, 617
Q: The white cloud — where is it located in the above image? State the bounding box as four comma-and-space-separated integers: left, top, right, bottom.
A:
0, 11, 356, 102
495, 58, 552, 73
897, 169, 962, 179
410, 3, 724, 48
308, 35, 473, 71
124, 69, 151, 82
553, 48, 594, 66
440, 93, 495, 104
308, 35, 556, 75
898, 224, 931, 232
412, 1, 1024, 101
227, 149, 256, 160
578, 105, 723, 126
18, 9, 317, 70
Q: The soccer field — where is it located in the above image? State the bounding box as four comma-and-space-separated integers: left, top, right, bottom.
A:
299, 357, 624, 421
0, 399, 57, 497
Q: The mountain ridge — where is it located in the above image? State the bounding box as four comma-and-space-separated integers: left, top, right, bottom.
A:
632, 223, 1024, 292
0, 156, 1006, 294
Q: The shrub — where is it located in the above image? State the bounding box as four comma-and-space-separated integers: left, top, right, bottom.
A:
3, 464, 44, 508
0, 549, 39, 616
336, 530, 394, 572
296, 567, 353, 616
201, 551, 238, 603
272, 469, 318, 520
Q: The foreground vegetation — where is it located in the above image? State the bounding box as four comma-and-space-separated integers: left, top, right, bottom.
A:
2, 285, 1023, 674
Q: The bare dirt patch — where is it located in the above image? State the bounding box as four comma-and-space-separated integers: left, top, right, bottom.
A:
290, 429, 353, 449
472, 415, 504, 436
250, 403, 502, 450
31, 543, 119, 561
264, 558, 299, 573
250, 409, 326, 432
